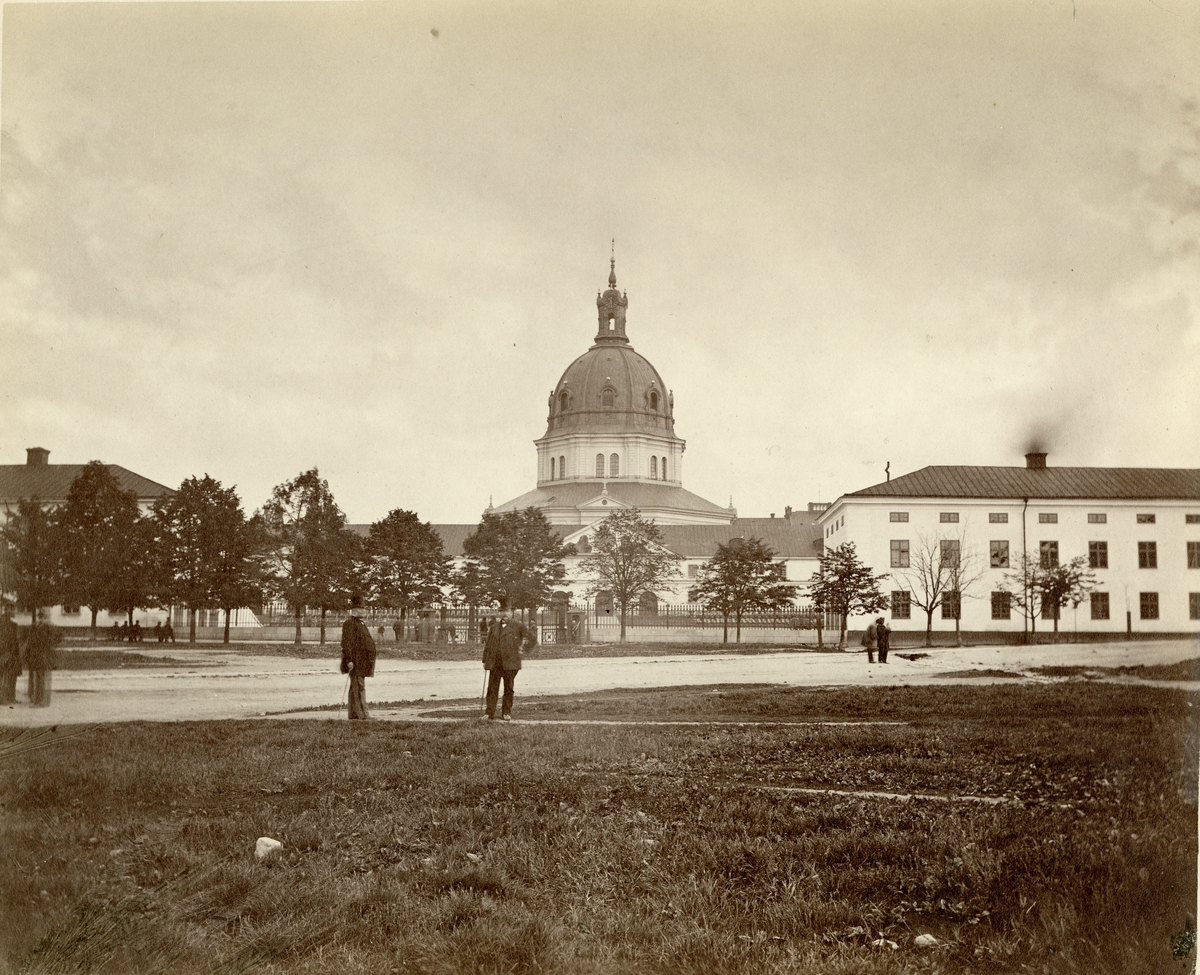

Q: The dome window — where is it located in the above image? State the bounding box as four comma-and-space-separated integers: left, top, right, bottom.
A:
550, 458, 556, 480
609, 453, 620, 478
559, 455, 566, 480
602, 387, 615, 408
559, 391, 569, 412
650, 456, 658, 480
650, 390, 658, 411
661, 456, 668, 480
595, 453, 605, 477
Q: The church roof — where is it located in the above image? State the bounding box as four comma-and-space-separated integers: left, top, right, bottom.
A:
845, 466, 1200, 501
0, 462, 174, 504
491, 480, 732, 517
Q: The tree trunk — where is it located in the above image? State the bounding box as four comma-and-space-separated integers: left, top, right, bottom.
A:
722, 611, 729, 644
223, 608, 232, 644
90, 607, 99, 642
1052, 605, 1059, 643
735, 608, 742, 644
189, 607, 197, 645
294, 607, 302, 645
619, 603, 627, 642
816, 617, 823, 648
400, 606, 408, 642
320, 607, 327, 645
925, 610, 934, 648
837, 613, 847, 649
955, 613, 962, 647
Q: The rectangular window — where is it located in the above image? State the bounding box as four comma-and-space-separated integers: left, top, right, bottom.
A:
1039, 540, 1058, 568
989, 540, 1009, 568
989, 512, 1008, 524
991, 592, 1011, 620
1089, 541, 1108, 569
1191, 593, 1200, 621
62, 605, 80, 616
1041, 600, 1060, 621
940, 512, 959, 523
942, 590, 961, 620
1136, 513, 1156, 524
1187, 514, 1200, 525
890, 539, 910, 568
1038, 513, 1058, 524
1188, 542, 1200, 569
1140, 592, 1159, 620
687, 564, 700, 578
889, 512, 909, 523
890, 591, 911, 620
1138, 541, 1157, 569
941, 539, 961, 567
1090, 592, 1110, 620
1088, 513, 1107, 524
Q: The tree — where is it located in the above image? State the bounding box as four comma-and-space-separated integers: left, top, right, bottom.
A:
578, 509, 681, 641
259, 469, 357, 645
104, 515, 159, 628
153, 475, 250, 644
211, 509, 264, 645
807, 542, 889, 648
1032, 556, 1096, 642
689, 536, 797, 644
1001, 553, 1043, 641
366, 509, 449, 640
897, 533, 980, 648
1, 499, 60, 620
56, 462, 142, 641
459, 508, 572, 618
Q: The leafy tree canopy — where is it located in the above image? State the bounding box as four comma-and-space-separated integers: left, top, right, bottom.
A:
459, 508, 572, 612
366, 509, 449, 615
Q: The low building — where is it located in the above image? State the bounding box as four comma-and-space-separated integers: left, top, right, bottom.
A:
817, 453, 1200, 638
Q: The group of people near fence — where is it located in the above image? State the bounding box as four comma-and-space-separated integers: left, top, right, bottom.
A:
108, 619, 175, 643
1, 612, 61, 707
861, 617, 891, 663
341, 596, 534, 722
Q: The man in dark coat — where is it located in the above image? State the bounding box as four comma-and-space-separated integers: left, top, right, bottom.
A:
340, 594, 377, 720
482, 604, 533, 721
876, 617, 890, 663
861, 618, 878, 664
26, 618, 58, 706
0, 611, 21, 704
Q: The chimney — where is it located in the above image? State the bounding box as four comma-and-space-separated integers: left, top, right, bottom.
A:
26, 447, 49, 467
784, 505, 793, 521
1025, 452, 1047, 470
770, 513, 775, 519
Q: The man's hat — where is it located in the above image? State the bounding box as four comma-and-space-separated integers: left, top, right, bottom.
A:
350, 593, 364, 609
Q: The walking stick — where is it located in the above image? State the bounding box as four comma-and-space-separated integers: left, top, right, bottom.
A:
481, 670, 488, 716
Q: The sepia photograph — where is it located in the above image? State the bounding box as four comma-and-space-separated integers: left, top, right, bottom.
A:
1, 1, 1197, 972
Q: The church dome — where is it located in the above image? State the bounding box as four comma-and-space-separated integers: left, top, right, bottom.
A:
544, 260, 676, 437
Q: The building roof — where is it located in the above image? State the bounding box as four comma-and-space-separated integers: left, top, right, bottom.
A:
0, 464, 175, 504
656, 517, 823, 559
492, 480, 733, 517
845, 466, 1200, 502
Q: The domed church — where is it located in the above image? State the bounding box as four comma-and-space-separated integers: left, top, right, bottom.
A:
491, 260, 737, 527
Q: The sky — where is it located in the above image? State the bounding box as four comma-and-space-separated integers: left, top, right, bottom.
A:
1, 0, 1197, 526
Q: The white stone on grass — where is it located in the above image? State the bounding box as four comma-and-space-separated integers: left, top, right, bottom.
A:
914, 933, 942, 948
255, 837, 283, 859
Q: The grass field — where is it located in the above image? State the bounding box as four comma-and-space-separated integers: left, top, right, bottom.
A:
1, 682, 1196, 974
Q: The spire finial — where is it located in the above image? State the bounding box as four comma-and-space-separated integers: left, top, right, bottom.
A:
609, 239, 617, 287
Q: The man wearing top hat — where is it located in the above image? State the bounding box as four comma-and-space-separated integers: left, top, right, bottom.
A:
340, 594, 377, 720
482, 601, 533, 721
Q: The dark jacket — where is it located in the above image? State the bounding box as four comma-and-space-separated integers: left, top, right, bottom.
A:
25, 622, 59, 671
340, 615, 377, 678
861, 622, 878, 652
0, 618, 20, 675
483, 617, 532, 672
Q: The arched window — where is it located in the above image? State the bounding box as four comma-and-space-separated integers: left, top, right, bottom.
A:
650, 456, 657, 479
550, 458, 556, 480
639, 591, 659, 616
650, 390, 658, 411
602, 388, 615, 408
559, 455, 566, 479
661, 456, 667, 481
577, 535, 590, 553
595, 454, 605, 477
559, 391, 568, 412
609, 454, 620, 478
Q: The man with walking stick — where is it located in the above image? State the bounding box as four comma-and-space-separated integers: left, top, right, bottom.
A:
340, 594, 376, 720
482, 601, 533, 721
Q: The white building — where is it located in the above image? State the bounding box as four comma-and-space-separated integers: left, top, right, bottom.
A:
817, 453, 1200, 638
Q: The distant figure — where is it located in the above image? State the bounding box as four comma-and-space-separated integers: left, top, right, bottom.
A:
876, 617, 890, 664
110, 622, 121, 643
447, 623, 457, 644
340, 594, 377, 720
26, 618, 59, 706
0, 611, 21, 704
153, 621, 163, 643
164, 621, 175, 643
119, 621, 130, 643
861, 619, 879, 664
479, 616, 491, 644
132, 620, 143, 643
393, 620, 402, 643
483, 603, 533, 721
